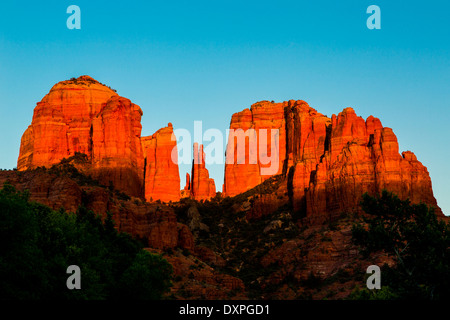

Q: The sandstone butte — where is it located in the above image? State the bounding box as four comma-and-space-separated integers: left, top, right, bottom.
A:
223, 100, 443, 223
182, 143, 216, 201
17, 77, 442, 222
17, 75, 181, 202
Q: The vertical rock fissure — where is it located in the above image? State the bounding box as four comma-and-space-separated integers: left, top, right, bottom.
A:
88, 124, 93, 161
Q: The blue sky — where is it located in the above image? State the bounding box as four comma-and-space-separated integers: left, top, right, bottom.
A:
0, 1, 448, 215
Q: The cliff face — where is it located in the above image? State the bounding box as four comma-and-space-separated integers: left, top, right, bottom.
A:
224, 100, 442, 222
299, 107, 441, 222
224, 101, 287, 197
17, 76, 180, 201
91, 95, 145, 197
141, 123, 181, 203
18, 76, 118, 170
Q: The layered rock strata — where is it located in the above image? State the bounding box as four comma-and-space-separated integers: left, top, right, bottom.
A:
17, 76, 180, 202
141, 123, 180, 202
223, 100, 442, 222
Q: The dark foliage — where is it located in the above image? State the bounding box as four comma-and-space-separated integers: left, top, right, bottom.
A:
0, 183, 172, 300
351, 190, 450, 300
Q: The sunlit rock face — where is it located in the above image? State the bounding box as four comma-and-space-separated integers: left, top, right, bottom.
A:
224, 100, 442, 222
141, 123, 181, 203
18, 76, 180, 201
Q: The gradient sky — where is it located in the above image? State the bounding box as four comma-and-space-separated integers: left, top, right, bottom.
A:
0, 1, 448, 215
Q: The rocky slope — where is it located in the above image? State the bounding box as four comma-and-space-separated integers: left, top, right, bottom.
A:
0, 163, 243, 300
3, 162, 447, 299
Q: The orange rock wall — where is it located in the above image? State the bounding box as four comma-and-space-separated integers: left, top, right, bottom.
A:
224, 100, 289, 196
91, 95, 145, 197
224, 101, 442, 221
303, 108, 441, 222
18, 76, 118, 170
18, 76, 181, 202
141, 124, 181, 203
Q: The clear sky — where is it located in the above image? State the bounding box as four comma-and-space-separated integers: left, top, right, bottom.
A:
0, 1, 448, 215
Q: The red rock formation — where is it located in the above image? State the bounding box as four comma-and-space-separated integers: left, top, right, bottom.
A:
304, 107, 441, 223
224, 100, 328, 197
224, 101, 442, 222
223, 101, 287, 197
184, 143, 216, 200
165, 252, 246, 299
17, 76, 145, 196
18, 76, 117, 169
146, 208, 194, 250
181, 173, 191, 198
141, 123, 181, 203
0, 170, 82, 213
91, 95, 145, 197
17, 76, 182, 202
259, 221, 395, 299
17, 76, 441, 219
184, 173, 191, 191
194, 246, 226, 267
